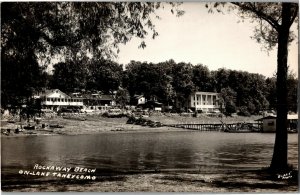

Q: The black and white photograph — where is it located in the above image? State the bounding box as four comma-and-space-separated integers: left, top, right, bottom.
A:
1, 1, 299, 192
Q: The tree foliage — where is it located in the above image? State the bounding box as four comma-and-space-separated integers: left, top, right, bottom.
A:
51, 60, 88, 93
115, 88, 130, 108
219, 87, 237, 116
121, 60, 290, 114
192, 64, 213, 92
1, 2, 182, 108
87, 59, 123, 93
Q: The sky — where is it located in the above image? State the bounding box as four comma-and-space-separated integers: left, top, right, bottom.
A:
116, 2, 298, 78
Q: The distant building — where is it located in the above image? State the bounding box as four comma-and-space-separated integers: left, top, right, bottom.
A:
131, 95, 146, 105
255, 114, 298, 132
256, 115, 276, 132
82, 93, 116, 112
140, 100, 163, 112
39, 89, 84, 111
187, 92, 221, 113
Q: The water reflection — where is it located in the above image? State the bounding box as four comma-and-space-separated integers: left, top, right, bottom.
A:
1, 132, 298, 179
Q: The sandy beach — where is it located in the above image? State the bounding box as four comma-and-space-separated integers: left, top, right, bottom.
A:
0, 115, 181, 137
1, 114, 261, 137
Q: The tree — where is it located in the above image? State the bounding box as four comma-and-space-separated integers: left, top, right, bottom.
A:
115, 88, 130, 108
1, 2, 182, 109
88, 59, 123, 93
265, 77, 277, 110
209, 2, 298, 172
123, 60, 174, 105
220, 87, 237, 116
212, 68, 230, 92
286, 73, 298, 113
266, 73, 298, 113
170, 62, 195, 111
192, 64, 213, 92
51, 61, 88, 93
1, 3, 48, 109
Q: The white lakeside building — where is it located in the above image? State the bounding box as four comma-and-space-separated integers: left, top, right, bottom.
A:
40, 89, 84, 110
187, 91, 222, 113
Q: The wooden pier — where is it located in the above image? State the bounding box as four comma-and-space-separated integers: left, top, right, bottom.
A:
166, 122, 261, 132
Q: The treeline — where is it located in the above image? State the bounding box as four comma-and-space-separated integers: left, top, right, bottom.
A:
47, 59, 297, 115
2, 58, 297, 115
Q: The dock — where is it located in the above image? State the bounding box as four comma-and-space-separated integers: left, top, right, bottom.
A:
165, 122, 261, 132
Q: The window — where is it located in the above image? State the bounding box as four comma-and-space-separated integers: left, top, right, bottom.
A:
268, 122, 274, 126
47, 98, 50, 101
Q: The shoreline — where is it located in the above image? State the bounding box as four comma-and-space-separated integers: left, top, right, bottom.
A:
1, 116, 189, 137
1, 114, 262, 137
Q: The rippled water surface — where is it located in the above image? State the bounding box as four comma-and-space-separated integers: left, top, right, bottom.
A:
2, 132, 298, 178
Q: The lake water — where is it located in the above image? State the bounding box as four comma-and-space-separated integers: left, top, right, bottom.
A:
1, 131, 298, 182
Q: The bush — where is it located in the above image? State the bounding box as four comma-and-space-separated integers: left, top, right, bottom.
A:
238, 106, 251, 116
225, 103, 236, 115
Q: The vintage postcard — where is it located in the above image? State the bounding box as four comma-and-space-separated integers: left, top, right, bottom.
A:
1, 1, 298, 192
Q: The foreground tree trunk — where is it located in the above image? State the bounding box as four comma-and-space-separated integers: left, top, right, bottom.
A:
270, 3, 291, 172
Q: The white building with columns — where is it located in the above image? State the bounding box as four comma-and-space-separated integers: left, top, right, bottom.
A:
39, 89, 84, 111
187, 92, 221, 113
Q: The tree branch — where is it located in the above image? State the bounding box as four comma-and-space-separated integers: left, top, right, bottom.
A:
39, 31, 82, 47
231, 2, 280, 31
288, 5, 298, 28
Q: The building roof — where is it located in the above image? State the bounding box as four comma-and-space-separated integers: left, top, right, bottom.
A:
100, 95, 114, 101
255, 115, 276, 121
43, 89, 71, 98
133, 95, 144, 99
144, 100, 162, 107
288, 114, 298, 120
194, 91, 219, 95
82, 94, 114, 101
255, 114, 298, 121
